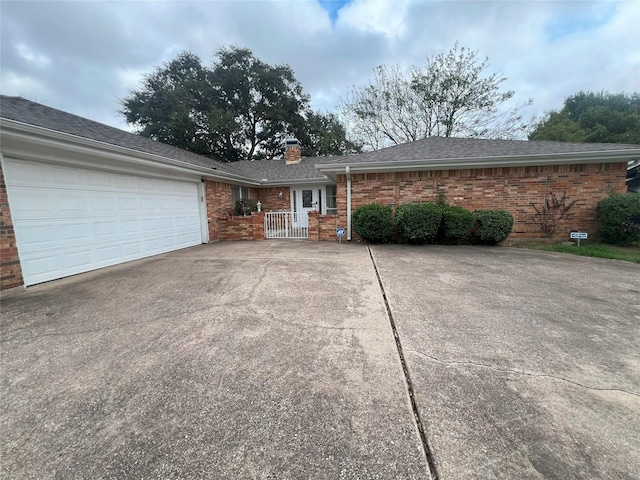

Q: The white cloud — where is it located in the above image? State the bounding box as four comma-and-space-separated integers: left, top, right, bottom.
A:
15, 43, 50, 67
0, 0, 638, 131
338, 0, 410, 39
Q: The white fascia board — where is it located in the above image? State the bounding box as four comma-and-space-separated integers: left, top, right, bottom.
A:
258, 177, 333, 187
0, 119, 260, 185
316, 150, 640, 175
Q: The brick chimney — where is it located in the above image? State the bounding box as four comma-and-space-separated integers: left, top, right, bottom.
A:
285, 138, 302, 164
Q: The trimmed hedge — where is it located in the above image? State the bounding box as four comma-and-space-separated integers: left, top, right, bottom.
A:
439, 205, 474, 244
470, 210, 514, 245
396, 202, 443, 244
596, 194, 640, 246
352, 203, 393, 243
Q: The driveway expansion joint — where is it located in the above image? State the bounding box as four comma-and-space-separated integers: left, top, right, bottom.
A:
408, 350, 640, 398
368, 247, 438, 480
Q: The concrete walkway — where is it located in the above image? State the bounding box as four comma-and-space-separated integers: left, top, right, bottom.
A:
1, 242, 639, 479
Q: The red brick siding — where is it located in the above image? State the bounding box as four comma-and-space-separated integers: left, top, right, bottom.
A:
219, 212, 265, 241
253, 187, 290, 212
205, 180, 234, 241
336, 163, 627, 240
0, 164, 24, 289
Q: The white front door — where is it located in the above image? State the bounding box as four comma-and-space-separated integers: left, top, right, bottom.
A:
290, 187, 320, 227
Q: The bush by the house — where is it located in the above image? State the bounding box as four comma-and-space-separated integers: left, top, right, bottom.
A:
469, 209, 514, 245
396, 202, 443, 244
596, 193, 640, 246
351, 203, 394, 243
234, 199, 258, 216
439, 205, 474, 244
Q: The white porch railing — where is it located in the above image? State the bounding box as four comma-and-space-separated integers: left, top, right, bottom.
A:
264, 211, 308, 239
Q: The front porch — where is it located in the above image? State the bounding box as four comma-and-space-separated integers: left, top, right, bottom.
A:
217, 211, 341, 242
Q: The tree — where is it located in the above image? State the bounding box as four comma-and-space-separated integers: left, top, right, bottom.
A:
529, 91, 640, 144
338, 43, 533, 150
120, 52, 214, 157
297, 112, 361, 157
121, 47, 354, 161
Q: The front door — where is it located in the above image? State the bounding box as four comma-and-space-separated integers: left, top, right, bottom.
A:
291, 187, 320, 228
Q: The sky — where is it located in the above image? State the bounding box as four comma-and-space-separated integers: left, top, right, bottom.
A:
1, 0, 639, 134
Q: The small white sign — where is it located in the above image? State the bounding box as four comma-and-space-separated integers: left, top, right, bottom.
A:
336, 228, 345, 237
570, 232, 588, 239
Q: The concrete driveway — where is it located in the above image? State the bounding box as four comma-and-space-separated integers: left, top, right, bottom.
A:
1, 242, 639, 479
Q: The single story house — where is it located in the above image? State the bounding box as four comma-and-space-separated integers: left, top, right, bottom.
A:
1, 96, 639, 289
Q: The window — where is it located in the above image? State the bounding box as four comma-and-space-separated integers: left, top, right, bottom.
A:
326, 185, 337, 214
232, 185, 250, 205
302, 189, 313, 208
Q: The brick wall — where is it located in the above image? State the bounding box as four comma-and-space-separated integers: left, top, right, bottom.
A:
219, 212, 265, 241
0, 164, 24, 289
252, 187, 290, 212
308, 212, 340, 241
336, 162, 628, 240
205, 180, 234, 240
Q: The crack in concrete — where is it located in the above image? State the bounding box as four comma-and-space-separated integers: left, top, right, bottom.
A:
246, 261, 270, 300
408, 349, 640, 399
368, 247, 438, 480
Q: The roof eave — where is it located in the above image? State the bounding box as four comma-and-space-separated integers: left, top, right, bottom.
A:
316, 150, 640, 175
0, 118, 260, 185
257, 177, 332, 186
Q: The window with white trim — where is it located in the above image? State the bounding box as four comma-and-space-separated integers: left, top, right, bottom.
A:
232, 185, 250, 205
326, 185, 337, 214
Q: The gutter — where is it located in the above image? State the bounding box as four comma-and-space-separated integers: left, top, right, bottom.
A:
316, 149, 640, 176
0, 118, 259, 185
346, 166, 352, 241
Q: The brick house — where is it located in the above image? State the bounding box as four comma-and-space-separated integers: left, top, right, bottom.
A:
1, 96, 638, 289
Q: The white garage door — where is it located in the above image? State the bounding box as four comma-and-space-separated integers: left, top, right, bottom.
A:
4, 158, 204, 286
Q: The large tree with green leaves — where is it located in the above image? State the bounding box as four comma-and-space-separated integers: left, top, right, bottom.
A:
338, 43, 532, 150
529, 91, 640, 144
121, 47, 354, 161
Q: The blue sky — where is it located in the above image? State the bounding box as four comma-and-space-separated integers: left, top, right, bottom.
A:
1, 0, 638, 134
318, 0, 352, 21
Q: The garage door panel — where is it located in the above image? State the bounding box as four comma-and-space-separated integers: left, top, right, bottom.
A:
53, 165, 84, 186
13, 224, 57, 252
59, 194, 87, 215
4, 158, 204, 286
65, 248, 93, 269
22, 253, 59, 280
96, 245, 120, 263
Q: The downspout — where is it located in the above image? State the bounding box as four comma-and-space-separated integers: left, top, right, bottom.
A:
346, 166, 352, 241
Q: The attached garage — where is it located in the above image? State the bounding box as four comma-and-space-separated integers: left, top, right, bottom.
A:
3, 158, 203, 286
0, 96, 250, 289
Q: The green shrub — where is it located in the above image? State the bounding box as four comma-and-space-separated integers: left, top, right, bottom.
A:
234, 199, 258, 216
439, 205, 474, 244
596, 193, 640, 246
351, 203, 393, 243
396, 202, 443, 244
470, 210, 514, 245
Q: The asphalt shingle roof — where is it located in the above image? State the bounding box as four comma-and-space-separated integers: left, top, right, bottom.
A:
223, 157, 335, 183
3, 96, 638, 185
320, 136, 640, 165
0, 96, 234, 174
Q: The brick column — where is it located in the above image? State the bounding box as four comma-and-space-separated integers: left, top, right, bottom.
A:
0, 164, 24, 289
307, 211, 319, 241
251, 212, 265, 241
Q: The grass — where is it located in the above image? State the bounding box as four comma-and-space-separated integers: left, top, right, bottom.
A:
516, 242, 640, 264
